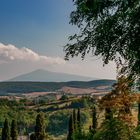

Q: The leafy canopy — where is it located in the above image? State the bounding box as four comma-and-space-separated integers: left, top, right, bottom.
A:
64, 0, 140, 77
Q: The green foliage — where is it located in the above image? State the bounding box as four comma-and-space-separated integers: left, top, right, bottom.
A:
47, 111, 69, 135
77, 108, 81, 133
70, 97, 91, 108
47, 109, 88, 137
67, 108, 88, 140
60, 95, 68, 100
35, 113, 46, 139
105, 108, 113, 120
2, 119, 10, 140
132, 103, 140, 139
73, 110, 77, 130
0, 99, 37, 134
67, 115, 74, 140
91, 106, 97, 134
0, 98, 89, 138
86, 130, 94, 140
11, 120, 18, 140
30, 113, 47, 140
131, 126, 140, 140
65, 0, 140, 77
138, 103, 140, 126
73, 131, 87, 140
93, 118, 130, 140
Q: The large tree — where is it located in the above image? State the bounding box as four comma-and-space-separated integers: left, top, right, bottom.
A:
92, 106, 97, 134
11, 120, 18, 140
64, 0, 140, 78
67, 114, 74, 140
30, 113, 46, 140
77, 108, 81, 133
2, 119, 10, 140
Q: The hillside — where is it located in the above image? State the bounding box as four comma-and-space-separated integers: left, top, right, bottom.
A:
0, 79, 115, 95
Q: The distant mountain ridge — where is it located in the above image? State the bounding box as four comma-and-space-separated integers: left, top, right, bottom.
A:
9, 69, 96, 82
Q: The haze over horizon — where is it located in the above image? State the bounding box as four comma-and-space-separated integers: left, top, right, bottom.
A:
8, 69, 100, 82
0, 0, 117, 81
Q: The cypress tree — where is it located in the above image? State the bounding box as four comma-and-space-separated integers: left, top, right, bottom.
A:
138, 103, 140, 126
67, 115, 74, 140
92, 106, 97, 134
105, 107, 113, 120
30, 113, 46, 140
73, 109, 77, 130
77, 108, 81, 133
11, 120, 18, 140
2, 119, 10, 140
77, 108, 81, 134
35, 113, 45, 134
75, 108, 84, 139
35, 113, 45, 140
68, 109, 84, 140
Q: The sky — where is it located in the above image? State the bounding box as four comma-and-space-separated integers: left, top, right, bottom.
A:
0, 0, 117, 81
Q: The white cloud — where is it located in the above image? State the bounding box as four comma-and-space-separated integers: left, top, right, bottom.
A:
0, 43, 65, 64
0, 43, 116, 81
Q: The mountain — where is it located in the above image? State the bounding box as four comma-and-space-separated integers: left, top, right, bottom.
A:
9, 69, 96, 82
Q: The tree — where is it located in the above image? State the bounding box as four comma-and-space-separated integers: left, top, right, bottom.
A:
67, 115, 74, 140
77, 108, 81, 132
2, 119, 10, 140
75, 108, 84, 139
11, 120, 18, 140
92, 106, 97, 134
60, 94, 68, 100
97, 76, 135, 139
100, 76, 135, 124
131, 102, 140, 139
67, 109, 85, 140
35, 113, 45, 135
72, 109, 77, 130
105, 107, 113, 120
88, 106, 97, 140
138, 103, 140, 126
64, 0, 140, 78
30, 113, 46, 140
93, 118, 130, 140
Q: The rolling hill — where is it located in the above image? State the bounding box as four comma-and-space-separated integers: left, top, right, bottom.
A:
0, 79, 116, 95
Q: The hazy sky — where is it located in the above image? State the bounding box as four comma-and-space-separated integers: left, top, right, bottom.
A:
0, 0, 116, 80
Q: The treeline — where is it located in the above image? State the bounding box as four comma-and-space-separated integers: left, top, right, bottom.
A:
0, 96, 92, 137
1, 113, 47, 140
67, 76, 140, 140
1, 119, 18, 140
0, 80, 114, 94
67, 109, 82, 140
67, 107, 97, 140
67, 105, 140, 140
